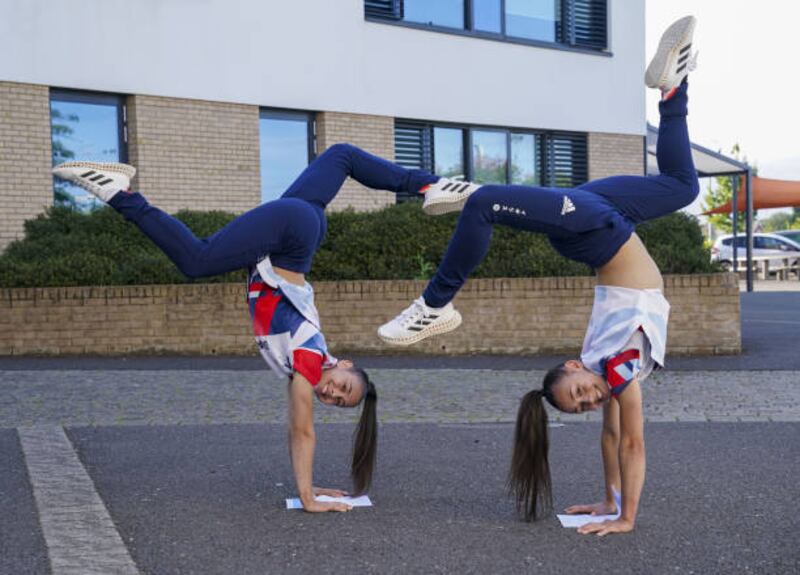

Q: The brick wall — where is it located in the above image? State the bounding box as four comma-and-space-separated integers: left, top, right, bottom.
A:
0, 274, 740, 356
127, 95, 260, 213
588, 132, 645, 180
0, 82, 53, 251
316, 112, 396, 212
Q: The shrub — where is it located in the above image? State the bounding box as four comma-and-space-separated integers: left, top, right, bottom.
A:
0, 203, 716, 287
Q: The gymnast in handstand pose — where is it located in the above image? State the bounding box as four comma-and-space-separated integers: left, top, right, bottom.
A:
379, 16, 700, 535
53, 141, 448, 512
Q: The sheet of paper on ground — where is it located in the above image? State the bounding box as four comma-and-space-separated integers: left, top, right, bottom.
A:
557, 511, 620, 528
557, 488, 622, 528
285, 495, 372, 510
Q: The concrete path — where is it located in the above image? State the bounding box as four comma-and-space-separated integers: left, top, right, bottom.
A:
1, 291, 798, 574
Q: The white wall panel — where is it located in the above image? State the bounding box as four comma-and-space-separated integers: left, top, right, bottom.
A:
0, 0, 645, 134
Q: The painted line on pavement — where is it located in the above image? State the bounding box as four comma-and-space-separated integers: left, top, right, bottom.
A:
18, 426, 139, 575
742, 318, 800, 325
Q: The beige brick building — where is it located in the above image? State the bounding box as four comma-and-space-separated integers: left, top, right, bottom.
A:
0, 0, 647, 251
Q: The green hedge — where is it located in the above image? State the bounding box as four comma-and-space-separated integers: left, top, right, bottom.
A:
0, 203, 716, 287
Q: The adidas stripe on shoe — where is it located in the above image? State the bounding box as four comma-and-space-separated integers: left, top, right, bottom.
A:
422, 177, 482, 216
377, 297, 463, 346
645, 15, 698, 92
52, 161, 136, 203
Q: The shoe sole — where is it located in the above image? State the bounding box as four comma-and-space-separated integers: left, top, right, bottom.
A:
422, 196, 469, 216
645, 15, 696, 89
377, 310, 463, 346
53, 161, 137, 180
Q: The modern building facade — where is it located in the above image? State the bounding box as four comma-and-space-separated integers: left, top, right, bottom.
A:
0, 0, 646, 250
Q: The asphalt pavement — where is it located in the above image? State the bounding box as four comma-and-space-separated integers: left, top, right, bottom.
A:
1, 291, 798, 574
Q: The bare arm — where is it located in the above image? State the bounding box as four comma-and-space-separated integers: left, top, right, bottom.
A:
616, 378, 646, 524
287, 373, 351, 513
564, 399, 622, 517
578, 379, 645, 535
288, 374, 316, 506
601, 399, 622, 508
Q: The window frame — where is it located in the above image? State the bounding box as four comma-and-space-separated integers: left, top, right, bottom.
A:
258, 108, 317, 161
49, 88, 129, 164
394, 118, 587, 202
365, 0, 611, 57
258, 108, 317, 203
469, 126, 511, 184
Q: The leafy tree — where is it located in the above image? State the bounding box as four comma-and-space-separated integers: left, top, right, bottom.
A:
701, 144, 757, 233
760, 211, 799, 232
50, 107, 80, 209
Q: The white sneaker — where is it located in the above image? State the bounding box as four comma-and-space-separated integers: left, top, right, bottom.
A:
377, 297, 463, 346
645, 15, 698, 92
52, 161, 136, 203
421, 177, 482, 216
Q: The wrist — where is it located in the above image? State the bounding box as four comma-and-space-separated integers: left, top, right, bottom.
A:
619, 512, 636, 524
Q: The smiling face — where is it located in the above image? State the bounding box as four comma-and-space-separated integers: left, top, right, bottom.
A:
549, 360, 610, 414
313, 360, 366, 408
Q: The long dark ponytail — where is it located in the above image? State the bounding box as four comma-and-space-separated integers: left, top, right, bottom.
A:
508, 363, 566, 521
508, 389, 552, 521
351, 369, 377, 495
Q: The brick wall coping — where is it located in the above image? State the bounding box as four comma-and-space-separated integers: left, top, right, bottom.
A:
0, 273, 737, 303
0, 273, 740, 357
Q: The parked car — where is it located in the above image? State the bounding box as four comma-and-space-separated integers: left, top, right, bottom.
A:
711, 232, 800, 271
775, 229, 800, 245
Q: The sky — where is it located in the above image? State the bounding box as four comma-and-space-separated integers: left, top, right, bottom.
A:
645, 0, 800, 217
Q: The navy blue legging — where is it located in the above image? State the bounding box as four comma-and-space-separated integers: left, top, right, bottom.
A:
109, 143, 437, 277
422, 82, 700, 308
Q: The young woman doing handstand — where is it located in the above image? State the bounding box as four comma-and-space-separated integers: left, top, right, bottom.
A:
53, 142, 447, 512
379, 16, 700, 535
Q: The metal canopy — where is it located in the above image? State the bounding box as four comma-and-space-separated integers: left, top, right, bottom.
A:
646, 123, 755, 291
646, 124, 748, 177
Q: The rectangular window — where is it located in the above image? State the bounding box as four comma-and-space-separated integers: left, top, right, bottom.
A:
394, 119, 584, 202
473, 0, 502, 33
404, 0, 464, 28
50, 89, 127, 211
471, 130, 508, 184
510, 133, 541, 185
366, 0, 607, 52
433, 127, 465, 178
505, 0, 558, 42
259, 109, 315, 203
546, 132, 588, 187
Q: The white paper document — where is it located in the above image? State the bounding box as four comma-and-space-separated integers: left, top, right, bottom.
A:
557, 510, 620, 528
557, 488, 621, 528
285, 495, 373, 510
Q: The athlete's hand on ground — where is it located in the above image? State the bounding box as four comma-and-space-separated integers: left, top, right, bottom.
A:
577, 518, 634, 536
302, 499, 353, 513
312, 486, 349, 498
564, 501, 618, 516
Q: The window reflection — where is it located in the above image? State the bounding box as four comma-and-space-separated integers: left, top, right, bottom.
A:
404, 0, 464, 28
472, 130, 507, 184
505, 0, 558, 42
259, 112, 312, 203
473, 0, 502, 33
50, 96, 122, 212
511, 133, 540, 185
434, 127, 464, 178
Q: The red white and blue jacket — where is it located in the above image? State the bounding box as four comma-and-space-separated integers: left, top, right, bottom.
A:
581, 286, 669, 397
248, 259, 336, 386
602, 330, 650, 397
